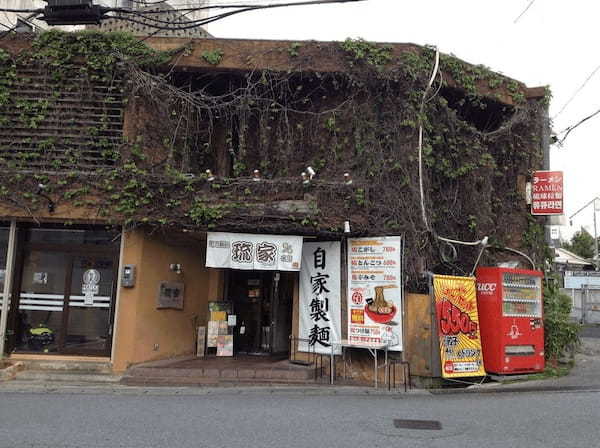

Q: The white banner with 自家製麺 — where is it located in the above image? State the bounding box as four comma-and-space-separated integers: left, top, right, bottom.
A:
206, 232, 303, 271
347, 236, 403, 351
299, 242, 341, 355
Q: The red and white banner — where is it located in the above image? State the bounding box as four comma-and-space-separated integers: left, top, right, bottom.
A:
531, 170, 563, 215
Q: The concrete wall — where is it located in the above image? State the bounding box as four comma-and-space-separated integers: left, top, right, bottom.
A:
112, 230, 223, 372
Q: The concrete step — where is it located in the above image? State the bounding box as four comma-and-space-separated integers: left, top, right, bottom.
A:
120, 374, 322, 387
15, 370, 121, 383
126, 366, 317, 381
16, 360, 112, 374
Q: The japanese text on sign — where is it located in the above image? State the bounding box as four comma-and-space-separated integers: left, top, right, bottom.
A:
531, 170, 563, 215
434, 275, 486, 378
299, 242, 341, 355
347, 236, 403, 351
206, 232, 302, 271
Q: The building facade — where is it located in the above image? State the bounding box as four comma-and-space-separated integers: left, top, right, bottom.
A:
0, 31, 549, 381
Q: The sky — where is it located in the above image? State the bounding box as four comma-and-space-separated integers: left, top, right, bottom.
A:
208, 0, 600, 241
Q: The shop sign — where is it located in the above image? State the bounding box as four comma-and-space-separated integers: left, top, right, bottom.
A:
564, 270, 600, 289
156, 281, 185, 309
434, 275, 486, 378
531, 170, 563, 215
299, 242, 341, 355
206, 232, 303, 271
82, 269, 100, 306
347, 236, 403, 351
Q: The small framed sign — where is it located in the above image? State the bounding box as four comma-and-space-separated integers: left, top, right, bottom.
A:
157, 281, 185, 309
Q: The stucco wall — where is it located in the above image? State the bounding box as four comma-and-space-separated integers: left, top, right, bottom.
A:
112, 230, 222, 372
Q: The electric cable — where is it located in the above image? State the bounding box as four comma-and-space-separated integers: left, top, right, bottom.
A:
557, 106, 600, 145
553, 63, 600, 119
417, 46, 439, 233
513, 0, 536, 24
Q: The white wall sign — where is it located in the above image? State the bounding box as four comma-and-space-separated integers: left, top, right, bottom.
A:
82, 269, 100, 306
564, 271, 600, 289
299, 242, 341, 355
206, 232, 303, 271
347, 236, 403, 351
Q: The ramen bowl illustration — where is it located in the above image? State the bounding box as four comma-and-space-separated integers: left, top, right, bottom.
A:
364, 285, 398, 324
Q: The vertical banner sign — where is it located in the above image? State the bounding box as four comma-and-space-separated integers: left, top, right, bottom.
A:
531, 170, 563, 215
299, 242, 342, 355
434, 275, 486, 378
347, 236, 403, 351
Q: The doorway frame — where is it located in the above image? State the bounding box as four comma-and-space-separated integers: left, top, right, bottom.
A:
6, 228, 120, 357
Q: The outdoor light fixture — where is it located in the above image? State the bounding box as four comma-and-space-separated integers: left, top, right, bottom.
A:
169, 263, 183, 274
205, 169, 215, 182
344, 172, 352, 185
301, 172, 310, 185
306, 166, 316, 179
253, 169, 261, 181
35, 183, 55, 213
344, 221, 351, 233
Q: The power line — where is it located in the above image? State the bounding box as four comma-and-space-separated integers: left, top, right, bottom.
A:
0, 0, 365, 27
513, 0, 536, 24
553, 62, 600, 119
557, 107, 600, 145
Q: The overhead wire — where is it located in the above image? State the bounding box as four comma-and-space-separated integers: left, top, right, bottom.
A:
557, 107, 600, 145
553, 63, 600, 119
513, 0, 536, 24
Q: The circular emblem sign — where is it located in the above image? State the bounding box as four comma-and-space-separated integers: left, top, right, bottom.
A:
83, 269, 100, 285
351, 291, 363, 305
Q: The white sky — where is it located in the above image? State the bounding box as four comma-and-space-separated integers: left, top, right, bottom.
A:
209, 0, 600, 239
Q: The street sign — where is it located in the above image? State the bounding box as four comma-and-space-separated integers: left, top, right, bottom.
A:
531, 170, 563, 215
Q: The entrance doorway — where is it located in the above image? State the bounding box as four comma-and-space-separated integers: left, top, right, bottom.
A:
6, 226, 119, 357
228, 270, 294, 356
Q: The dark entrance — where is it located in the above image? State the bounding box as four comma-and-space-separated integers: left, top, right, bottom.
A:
6, 226, 120, 357
227, 270, 294, 356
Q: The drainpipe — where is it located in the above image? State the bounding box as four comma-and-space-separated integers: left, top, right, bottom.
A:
0, 220, 17, 359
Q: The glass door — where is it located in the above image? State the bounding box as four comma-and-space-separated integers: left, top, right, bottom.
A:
12, 250, 69, 354
11, 250, 117, 356
63, 254, 116, 355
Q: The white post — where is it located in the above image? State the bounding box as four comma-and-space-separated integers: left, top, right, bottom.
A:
0, 220, 17, 359
594, 199, 599, 271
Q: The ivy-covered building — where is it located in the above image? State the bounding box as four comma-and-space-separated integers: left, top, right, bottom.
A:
0, 31, 549, 381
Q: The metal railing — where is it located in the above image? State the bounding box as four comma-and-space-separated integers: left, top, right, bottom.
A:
288, 336, 326, 381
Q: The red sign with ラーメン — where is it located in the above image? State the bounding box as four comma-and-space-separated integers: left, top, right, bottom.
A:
531, 170, 563, 215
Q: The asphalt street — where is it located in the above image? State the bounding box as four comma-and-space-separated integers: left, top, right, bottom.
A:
0, 389, 597, 448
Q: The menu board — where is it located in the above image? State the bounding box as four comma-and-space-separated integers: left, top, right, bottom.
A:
207, 321, 219, 348
217, 335, 234, 357
196, 326, 206, 357
347, 236, 403, 351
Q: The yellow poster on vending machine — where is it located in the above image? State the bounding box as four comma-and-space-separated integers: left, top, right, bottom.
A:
433, 275, 486, 378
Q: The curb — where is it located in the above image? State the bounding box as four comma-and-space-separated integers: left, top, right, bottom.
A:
429, 383, 600, 395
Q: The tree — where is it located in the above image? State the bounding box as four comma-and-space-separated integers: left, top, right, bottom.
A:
563, 229, 596, 259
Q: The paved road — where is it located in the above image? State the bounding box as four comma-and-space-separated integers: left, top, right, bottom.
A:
0, 389, 597, 448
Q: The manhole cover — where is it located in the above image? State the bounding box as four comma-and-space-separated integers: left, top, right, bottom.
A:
393, 419, 442, 430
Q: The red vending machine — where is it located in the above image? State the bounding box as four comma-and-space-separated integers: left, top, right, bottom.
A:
475, 267, 544, 374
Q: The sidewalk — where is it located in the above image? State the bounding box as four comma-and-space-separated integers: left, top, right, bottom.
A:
2, 337, 599, 396
442, 336, 600, 395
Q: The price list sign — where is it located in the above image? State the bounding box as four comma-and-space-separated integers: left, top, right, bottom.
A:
347, 236, 403, 351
